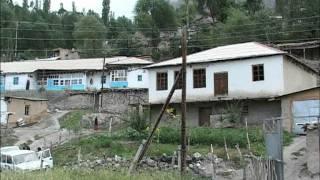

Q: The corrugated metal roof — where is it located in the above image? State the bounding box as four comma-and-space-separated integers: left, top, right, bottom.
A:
0, 57, 153, 74
145, 42, 286, 68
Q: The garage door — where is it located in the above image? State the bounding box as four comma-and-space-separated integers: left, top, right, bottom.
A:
292, 100, 320, 134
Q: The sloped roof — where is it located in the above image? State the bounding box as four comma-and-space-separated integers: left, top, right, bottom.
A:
145, 42, 286, 68
0, 57, 153, 74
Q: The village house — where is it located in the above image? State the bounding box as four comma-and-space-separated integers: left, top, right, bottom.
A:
145, 42, 318, 126
3, 96, 48, 127
0, 57, 152, 92
279, 87, 320, 133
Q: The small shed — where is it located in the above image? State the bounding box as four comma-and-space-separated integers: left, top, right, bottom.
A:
5, 96, 48, 127
280, 87, 320, 133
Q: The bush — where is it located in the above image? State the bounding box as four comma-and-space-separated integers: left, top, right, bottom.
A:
79, 135, 112, 149
121, 127, 148, 141
158, 127, 264, 148
123, 108, 148, 133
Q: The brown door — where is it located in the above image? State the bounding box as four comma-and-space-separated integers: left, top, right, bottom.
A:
199, 107, 211, 126
214, 72, 228, 96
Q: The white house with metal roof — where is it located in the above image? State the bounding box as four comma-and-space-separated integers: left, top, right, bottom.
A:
145, 42, 318, 126
0, 57, 152, 91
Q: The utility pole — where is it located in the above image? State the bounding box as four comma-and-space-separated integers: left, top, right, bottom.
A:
14, 21, 19, 59
180, 27, 187, 174
100, 57, 106, 112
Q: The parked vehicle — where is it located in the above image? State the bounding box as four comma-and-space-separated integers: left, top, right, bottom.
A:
0, 149, 51, 171
37, 149, 53, 168
0, 146, 20, 153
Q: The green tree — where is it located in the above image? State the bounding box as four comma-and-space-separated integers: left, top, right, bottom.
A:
102, 0, 110, 26
245, 0, 263, 15
22, 0, 28, 8
43, 0, 50, 14
73, 16, 107, 58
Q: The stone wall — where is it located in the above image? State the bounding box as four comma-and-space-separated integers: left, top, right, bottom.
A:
306, 128, 320, 174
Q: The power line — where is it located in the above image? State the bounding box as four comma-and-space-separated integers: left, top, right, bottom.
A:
1, 28, 318, 42
1, 15, 319, 31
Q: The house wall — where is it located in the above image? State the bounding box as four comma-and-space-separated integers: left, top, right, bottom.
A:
150, 100, 281, 127
281, 88, 320, 132
0, 98, 7, 125
6, 98, 48, 127
283, 57, 318, 94
4, 73, 37, 91
86, 68, 149, 90
149, 55, 285, 104
127, 69, 149, 88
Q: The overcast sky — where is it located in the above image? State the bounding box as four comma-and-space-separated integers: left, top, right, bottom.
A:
14, 0, 138, 19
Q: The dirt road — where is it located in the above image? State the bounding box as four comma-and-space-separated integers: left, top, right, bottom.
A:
14, 111, 92, 150
284, 136, 319, 180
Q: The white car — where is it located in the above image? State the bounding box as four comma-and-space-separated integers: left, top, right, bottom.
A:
37, 149, 53, 168
0, 150, 51, 171
0, 146, 20, 153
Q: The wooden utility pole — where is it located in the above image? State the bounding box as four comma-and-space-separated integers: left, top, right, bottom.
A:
100, 57, 106, 112
180, 27, 187, 174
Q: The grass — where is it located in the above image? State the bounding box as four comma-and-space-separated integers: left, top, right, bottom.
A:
0, 168, 203, 180
59, 110, 90, 132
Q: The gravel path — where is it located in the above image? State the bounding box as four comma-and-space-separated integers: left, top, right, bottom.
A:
284, 136, 319, 180
13, 111, 93, 150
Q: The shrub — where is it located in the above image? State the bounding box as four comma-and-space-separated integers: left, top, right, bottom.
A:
123, 108, 148, 133
121, 127, 148, 140
158, 127, 264, 148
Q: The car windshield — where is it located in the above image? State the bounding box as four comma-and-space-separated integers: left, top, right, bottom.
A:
13, 152, 39, 164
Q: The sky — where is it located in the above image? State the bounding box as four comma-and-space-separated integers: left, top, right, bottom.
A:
14, 0, 138, 19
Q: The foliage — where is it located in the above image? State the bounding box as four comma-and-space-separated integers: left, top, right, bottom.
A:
124, 108, 149, 133
73, 16, 107, 58
102, 0, 110, 26
121, 127, 148, 140
59, 110, 88, 133
222, 101, 243, 124
197, 0, 231, 22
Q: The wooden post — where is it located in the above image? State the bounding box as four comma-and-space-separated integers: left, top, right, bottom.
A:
180, 26, 187, 174
177, 145, 181, 170
245, 118, 251, 152
211, 144, 216, 180
128, 140, 146, 175
129, 70, 182, 172
109, 117, 113, 136
100, 57, 106, 112
224, 137, 230, 160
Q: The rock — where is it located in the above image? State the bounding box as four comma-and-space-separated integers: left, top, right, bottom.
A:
114, 163, 120, 168
189, 164, 194, 169
146, 158, 156, 167
114, 155, 121, 162
193, 152, 202, 159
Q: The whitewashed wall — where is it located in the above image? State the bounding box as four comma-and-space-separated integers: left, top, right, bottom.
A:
127, 69, 149, 88
148, 55, 285, 104
0, 98, 7, 125
4, 73, 37, 91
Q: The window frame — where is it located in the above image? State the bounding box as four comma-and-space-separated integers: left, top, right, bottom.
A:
13, 77, 19, 85
25, 105, 30, 116
111, 70, 127, 82
156, 72, 168, 91
193, 69, 206, 88
252, 64, 264, 81
137, 75, 143, 82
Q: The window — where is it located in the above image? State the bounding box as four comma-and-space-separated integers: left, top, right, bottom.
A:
101, 76, 106, 84
252, 64, 264, 81
60, 80, 64, 86
174, 71, 183, 89
72, 79, 78, 85
90, 79, 93, 85
53, 80, 59, 86
214, 72, 228, 96
79, 79, 82, 84
25, 105, 30, 116
193, 69, 206, 88
111, 70, 127, 82
137, 75, 142, 81
13, 77, 19, 85
65, 80, 71, 86
156, 72, 168, 90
